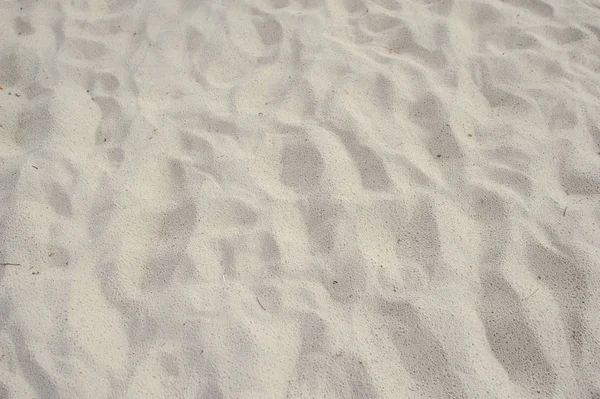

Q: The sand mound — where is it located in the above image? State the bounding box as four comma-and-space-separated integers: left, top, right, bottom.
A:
1, 0, 600, 397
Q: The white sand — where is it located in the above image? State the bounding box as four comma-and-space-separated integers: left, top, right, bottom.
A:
1, 0, 600, 397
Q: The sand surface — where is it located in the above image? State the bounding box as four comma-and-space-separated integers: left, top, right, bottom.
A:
1, 0, 600, 397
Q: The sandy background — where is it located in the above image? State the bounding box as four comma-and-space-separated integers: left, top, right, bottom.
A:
1, 0, 600, 397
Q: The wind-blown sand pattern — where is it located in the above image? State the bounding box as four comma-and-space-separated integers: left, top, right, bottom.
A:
1, 0, 600, 397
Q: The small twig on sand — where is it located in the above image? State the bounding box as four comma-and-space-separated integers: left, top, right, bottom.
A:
524, 288, 539, 301
256, 297, 266, 311
563, 206, 567, 216
0, 263, 20, 266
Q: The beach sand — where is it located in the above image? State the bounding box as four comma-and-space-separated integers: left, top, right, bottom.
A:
1, 0, 600, 397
